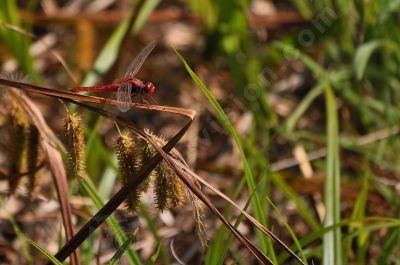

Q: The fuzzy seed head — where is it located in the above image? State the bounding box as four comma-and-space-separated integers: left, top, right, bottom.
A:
188, 190, 207, 246
64, 112, 86, 179
116, 130, 187, 211
154, 160, 186, 210
116, 134, 150, 212
140, 130, 186, 210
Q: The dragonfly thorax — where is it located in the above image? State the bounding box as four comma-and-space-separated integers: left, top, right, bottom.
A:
126, 79, 155, 94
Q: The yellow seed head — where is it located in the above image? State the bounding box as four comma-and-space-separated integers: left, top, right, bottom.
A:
64, 112, 86, 179
139, 130, 186, 210
116, 134, 149, 212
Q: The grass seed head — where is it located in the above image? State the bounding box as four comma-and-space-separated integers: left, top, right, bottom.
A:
7, 104, 28, 194
140, 130, 186, 210
115, 130, 187, 211
116, 134, 150, 212
64, 111, 86, 179
153, 160, 186, 210
188, 190, 207, 246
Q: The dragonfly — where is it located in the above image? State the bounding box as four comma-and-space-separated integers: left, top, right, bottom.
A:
70, 41, 156, 112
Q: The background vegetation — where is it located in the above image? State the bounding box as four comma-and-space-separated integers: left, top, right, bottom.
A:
0, 0, 400, 264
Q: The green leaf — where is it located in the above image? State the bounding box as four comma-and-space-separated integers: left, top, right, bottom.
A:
286, 83, 324, 133
323, 83, 342, 265
108, 231, 138, 265
350, 170, 370, 265
26, 238, 63, 265
133, 0, 161, 34
354, 40, 385, 81
145, 243, 162, 265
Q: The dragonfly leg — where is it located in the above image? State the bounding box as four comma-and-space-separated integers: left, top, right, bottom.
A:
140, 92, 150, 104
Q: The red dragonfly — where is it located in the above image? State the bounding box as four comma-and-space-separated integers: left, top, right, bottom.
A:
70, 42, 156, 112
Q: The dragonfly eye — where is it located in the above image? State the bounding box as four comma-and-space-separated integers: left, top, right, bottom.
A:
145, 82, 155, 94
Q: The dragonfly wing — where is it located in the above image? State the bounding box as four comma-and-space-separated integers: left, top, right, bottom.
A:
116, 83, 132, 112
123, 41, 156, 79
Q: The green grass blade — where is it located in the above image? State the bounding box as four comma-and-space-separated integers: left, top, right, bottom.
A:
132, 0, 161, 34
108, 231, 138, 265
145, 243, 162, 265
80, 17, 130, 86
0, 1, 37, 79
271, 173, 320, 231
26, 238, 63, 265
3, 198, 59, 265
286, 83, 324, 134
354, 40, 385, 80
174, 48, 277, 262
275, 42, 332, 81
265, 195, 308, 265
323, 83, 342, 265
349, 170, 370, 265
0, 199, 33, 264
205, 175, 247, 264
376, 229, 400, 265
215, 188, 254, 265
278, 217, 400, 263
139, 205, 171, 265
79, 178, 143, 265
291, 0, 313, 19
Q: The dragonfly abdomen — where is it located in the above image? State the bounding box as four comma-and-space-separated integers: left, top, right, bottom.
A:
70, 83, 120, 92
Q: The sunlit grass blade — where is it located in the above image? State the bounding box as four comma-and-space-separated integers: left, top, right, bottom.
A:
174, 48, 277, 262
323, 83, 342, 265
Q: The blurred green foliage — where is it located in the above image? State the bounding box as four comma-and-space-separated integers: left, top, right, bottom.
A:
1, 0, 400, 264
187, 0, 400, 264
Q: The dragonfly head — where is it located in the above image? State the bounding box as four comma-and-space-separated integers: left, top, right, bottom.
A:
144, 82, 155, 94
